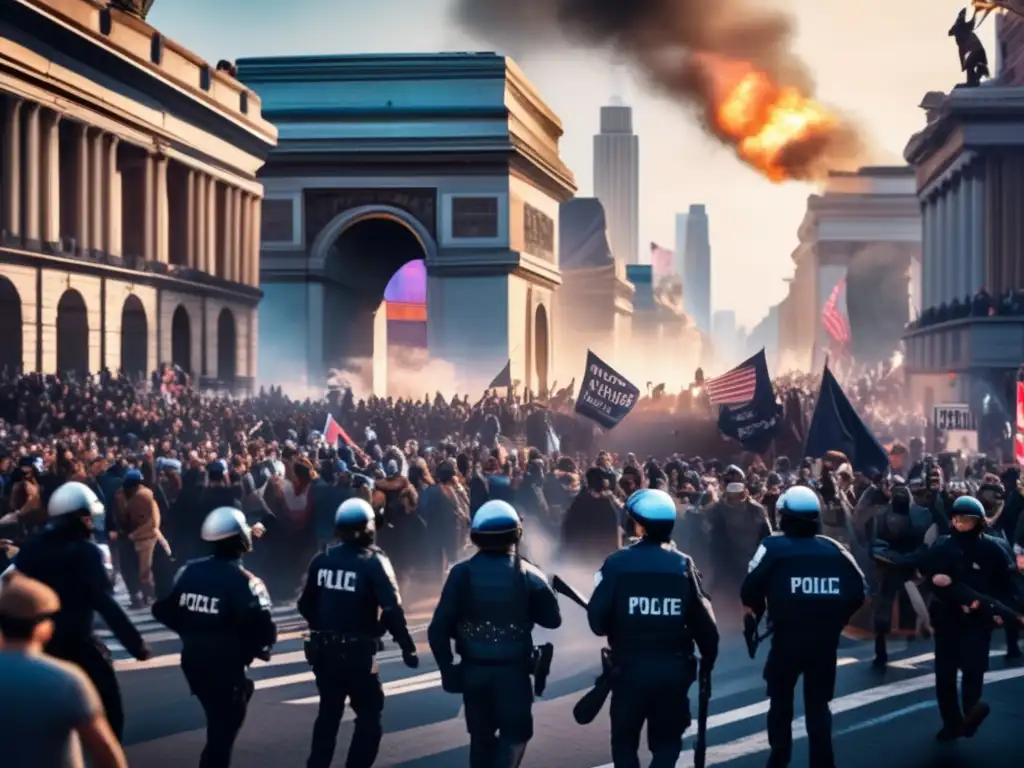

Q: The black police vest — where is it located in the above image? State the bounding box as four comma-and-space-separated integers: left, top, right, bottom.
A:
761, 537, 860, 633
611, 570, 692, 657
455, 553, 532, 664
308, 544, 381, 637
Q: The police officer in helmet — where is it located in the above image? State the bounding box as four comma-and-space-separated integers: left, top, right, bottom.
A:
297, 497, 418, 768
9, 480, 151, 740
151, 506, 277, 767
587, 488, 719, 767
919, 495, 1023, 741
741, 485, 867, 768
428, 499, 561, 768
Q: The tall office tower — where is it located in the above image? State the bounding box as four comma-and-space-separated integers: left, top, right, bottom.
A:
674, 213, 688, 280
593, 99, 640, 265
683, 204, 712, 333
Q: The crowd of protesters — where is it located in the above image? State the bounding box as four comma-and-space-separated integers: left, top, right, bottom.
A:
0, 362, 938, 609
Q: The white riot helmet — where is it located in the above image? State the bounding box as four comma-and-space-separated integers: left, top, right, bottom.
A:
48, 482, 105, 519
200, 507, 253, 552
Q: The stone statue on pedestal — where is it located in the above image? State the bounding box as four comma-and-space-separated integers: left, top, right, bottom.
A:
949, 7, 990, 87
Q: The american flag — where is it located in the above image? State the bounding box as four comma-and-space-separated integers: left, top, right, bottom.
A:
822, 277, 851, 348
650, 242, 674, 279
705, 363, 758, 405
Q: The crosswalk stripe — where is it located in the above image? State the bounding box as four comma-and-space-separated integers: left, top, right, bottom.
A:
589, 664, 1024, 767
284, 671, 443, 705
115, 648, 405, 673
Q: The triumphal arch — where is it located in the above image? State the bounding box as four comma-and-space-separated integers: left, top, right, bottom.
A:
238, 53, 576, 395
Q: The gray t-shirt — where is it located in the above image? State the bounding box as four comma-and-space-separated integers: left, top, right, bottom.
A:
0, 650, 102, 767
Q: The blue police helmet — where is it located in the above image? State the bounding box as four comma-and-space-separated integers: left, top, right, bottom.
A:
777, 486, 821, 520
471, 500, 522, 535
334, 497, 375, 531
200, 507, 252, 551
624, 488, 677, 525
123, 469, 143, 486
951, 495, 985, 519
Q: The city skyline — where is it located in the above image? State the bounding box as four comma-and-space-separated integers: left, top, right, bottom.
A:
150, 0, 991, 327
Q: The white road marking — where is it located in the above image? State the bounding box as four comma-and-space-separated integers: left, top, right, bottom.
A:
283, 670, 443, 705
115, 648, 404, 673
586, 665, 1024, 767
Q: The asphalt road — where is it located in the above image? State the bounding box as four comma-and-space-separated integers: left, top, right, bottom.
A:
106, 601, 1024, 767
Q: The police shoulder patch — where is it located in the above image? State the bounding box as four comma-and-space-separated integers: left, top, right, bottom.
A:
747, 543, 768, 573
378, 554, 398, 585
249, 577, 272, 609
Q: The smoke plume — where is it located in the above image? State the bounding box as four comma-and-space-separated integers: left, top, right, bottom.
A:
453, 0, 865, 180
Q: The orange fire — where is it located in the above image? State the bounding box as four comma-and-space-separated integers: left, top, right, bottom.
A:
695, 53, 840, 182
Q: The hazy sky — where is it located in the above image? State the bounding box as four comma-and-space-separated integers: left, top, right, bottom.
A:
150, 0, 992, 328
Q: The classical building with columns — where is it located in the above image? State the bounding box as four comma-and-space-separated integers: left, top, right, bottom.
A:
0, 0, 276, 392
902, 85, 1024, 432
777, 166, 921, 372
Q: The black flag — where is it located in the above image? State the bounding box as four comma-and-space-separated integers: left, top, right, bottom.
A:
717, 349, 781, 454
804, 364, 889, 474
574, 351, 640, 429
488, 360, 512, 389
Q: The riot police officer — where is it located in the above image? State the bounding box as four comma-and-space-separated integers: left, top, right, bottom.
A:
297, 497, 418, 768
740, 485, 867, 768
587, 488, 719, 767
428, 499, 561, 768
10, 480, 151, 740
152, 507, 277, 768
919, 495, 1023, 741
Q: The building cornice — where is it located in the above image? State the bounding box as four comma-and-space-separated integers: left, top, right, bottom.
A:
12, 0, 277, 148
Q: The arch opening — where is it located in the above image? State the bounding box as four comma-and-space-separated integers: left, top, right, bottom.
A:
171, 306, 191, 373
535, 304, 550, 397
322, 216, 428, 393
56, 289, 89, 375
120, 295, 148, 381
0, 277, 23, 374
217, 308, 237, 383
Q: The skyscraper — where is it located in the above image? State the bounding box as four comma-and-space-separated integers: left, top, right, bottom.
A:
674, 213, 688, 281
683, 204, 711, 333
593, 100, 639, 265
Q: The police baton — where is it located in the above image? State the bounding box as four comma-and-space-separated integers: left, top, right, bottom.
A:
552, 575, 589, 609
693, 658, 712, 768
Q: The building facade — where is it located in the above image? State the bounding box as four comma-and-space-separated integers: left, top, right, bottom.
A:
996, 10, 1024, 85
593, 101, 639, 265
682, 203, 711, 333
777, 167, 920, 371
0, 0, 275, 392
240, 53, 575, 397
556, 198, 634, 385
673, 212, 687, 281
902, 85, 1024, 444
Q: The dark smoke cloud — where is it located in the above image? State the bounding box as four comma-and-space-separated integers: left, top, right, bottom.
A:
453, 0, 864, 178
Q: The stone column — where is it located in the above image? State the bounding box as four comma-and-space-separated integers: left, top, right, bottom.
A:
2, 96, 22, 241
221, 184, 233, 280
74, 123, 90, 254
155, 156, 169, 263
960, 172, 972, 296
972, 169, 985, 290
184, 169, 196, 268
231, 187, 243, 282
920, 201, 930, 312
22, 102, 41, 249
205, 176, 217, 275
41, 110, 61, 250
142, 152, 155, 261
250, 195, 261, 287
193, 172, 206, 272
937, 190, 948, 305
238, 193, 250, 285
89, 128, 104, 256
104, 136, 120, 257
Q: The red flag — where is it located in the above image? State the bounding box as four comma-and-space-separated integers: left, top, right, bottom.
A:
324, 414, 363, 459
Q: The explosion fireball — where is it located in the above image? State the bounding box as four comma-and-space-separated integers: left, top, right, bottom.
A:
454, 0, 867, 183
694, 53, 845, 183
